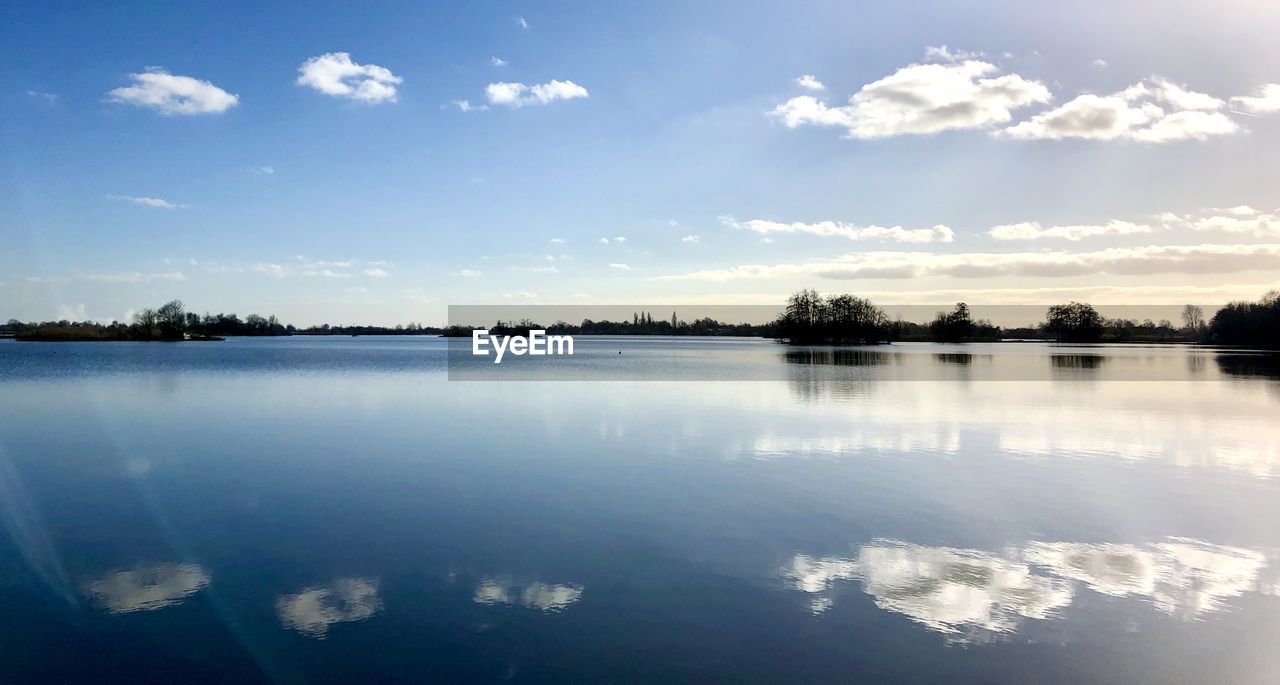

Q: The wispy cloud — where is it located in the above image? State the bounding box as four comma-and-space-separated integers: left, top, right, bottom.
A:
515, 16, 529, 29
80, 271, 186, 283
609, 263, 631, 271
491, 56, 508, 67
723, 216, 954, 243
297, 52, 402, 104
457, 269, 483, 278
107, 194, 186, 210
364, 267, 389, 278
923, 45, 984, 62
989, 220, 1152, 241
682, 235, 700, 244
27, 90, 59, 103
660, 243, 1280, 281
107, 68, 238, 115
486, 80, 588, 107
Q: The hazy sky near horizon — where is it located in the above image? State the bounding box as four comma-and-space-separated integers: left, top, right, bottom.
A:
4, 0, 1280, 325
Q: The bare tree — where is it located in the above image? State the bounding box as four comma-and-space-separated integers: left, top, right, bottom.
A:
1181, 304, 1205, 332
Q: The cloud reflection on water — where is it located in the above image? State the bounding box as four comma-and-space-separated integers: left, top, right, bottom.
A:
276, 577, 382, 638
472, 576, 584, 612
84, 562, 211, 614
783, 537, 1278, 642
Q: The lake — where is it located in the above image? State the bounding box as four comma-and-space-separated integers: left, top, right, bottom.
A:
2, 336, 1280, 683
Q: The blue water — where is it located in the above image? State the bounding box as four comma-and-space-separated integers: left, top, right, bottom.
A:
2, 337, 1280, 683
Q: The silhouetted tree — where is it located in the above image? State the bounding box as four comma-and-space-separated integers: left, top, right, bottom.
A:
1044, 302, 1104, 342
929, 302, 976, 342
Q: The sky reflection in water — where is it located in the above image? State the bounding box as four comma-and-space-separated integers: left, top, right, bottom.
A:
2, 337, 1280, 683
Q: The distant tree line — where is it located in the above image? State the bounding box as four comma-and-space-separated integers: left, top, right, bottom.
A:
440, 311, 776, 337
7, 300, 294, 341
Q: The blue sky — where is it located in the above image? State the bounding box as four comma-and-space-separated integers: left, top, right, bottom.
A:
4, 0, 1280, 325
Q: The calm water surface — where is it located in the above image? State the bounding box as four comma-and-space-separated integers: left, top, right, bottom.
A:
2, 337, 1280, 683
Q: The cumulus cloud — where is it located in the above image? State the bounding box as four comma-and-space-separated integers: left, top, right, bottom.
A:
1231, 83, 1280, 113
1092, 59, 1108, 68
723, 216, 954, 243
794, 74, 825, 90
660, 243, 1280, 282
297, 52, 402, 104
989, 220, 1152, 241
486, 80, 588, 107
107, 68, 238, 115
1002, 78, 1239, 142
599, 236, 625, 244
682, 234, 700, 243
107, 194, 186, 210
364, 267, 389, 278
773, 60, 1049, 139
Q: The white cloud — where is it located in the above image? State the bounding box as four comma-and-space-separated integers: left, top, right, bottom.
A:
106, 194, 186, 210
989, 220, 1152, 241
794, 74, 825, 90
486, 80, 588, 107
682, 234, 700, 243
1002, 78, 1239, 142
609, 263, 631, 271
1160, 207, 1280, 237
1092, 59, 1108, 68
661, 243, 1280, 282
515, 16, 529, 29
923, 45, 984, 62
297, 52, 402, 104
512, 266, 559, 274
27, 90, 58, 103
450, 99, 487, 112
256, 165, 275, 175
458, 269, 483, 277
599, 236, 625, 244
724, 216, 954, 243
549, 238, 566, 244
491, 56, 508, 67
773, 60, 1049, 139
614, 236, 626, 243
1231, 83, 1280, 113
80, 271, 185, 283
107, 68, 238, 115
364, 267, 389, 278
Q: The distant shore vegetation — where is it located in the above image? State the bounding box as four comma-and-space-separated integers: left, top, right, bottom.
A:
4, 291, 1276, 348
